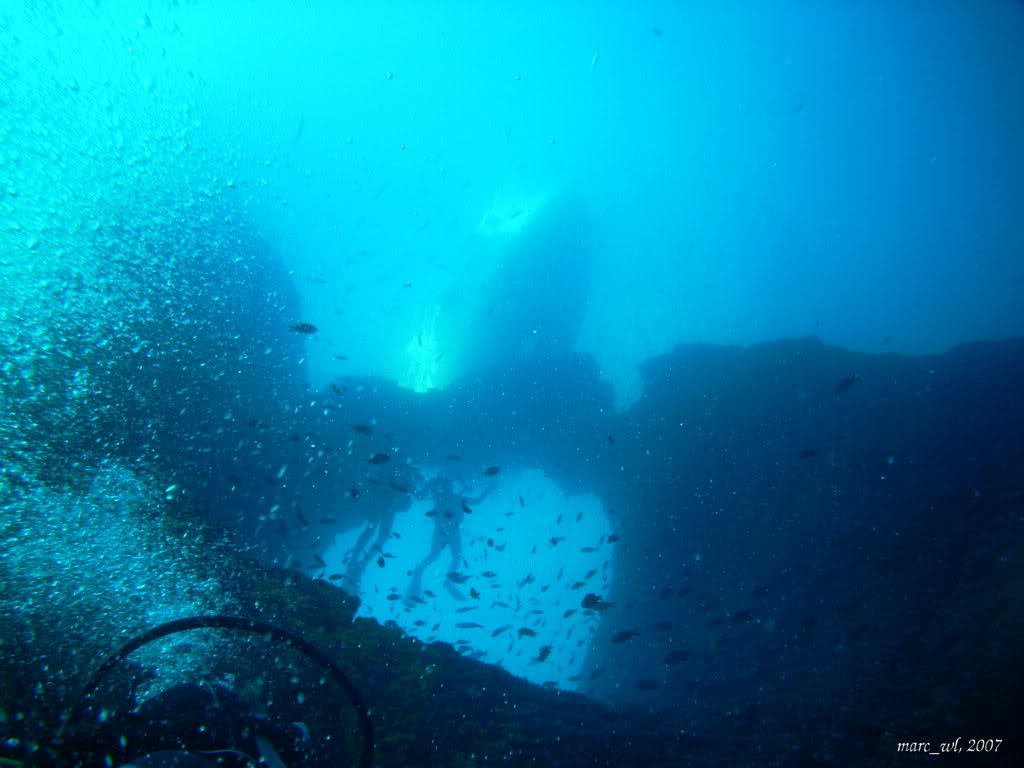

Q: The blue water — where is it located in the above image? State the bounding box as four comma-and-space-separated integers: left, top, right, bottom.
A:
2, 3, 1023, 766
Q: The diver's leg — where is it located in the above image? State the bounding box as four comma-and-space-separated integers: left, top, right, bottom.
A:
373, 508, 396, 551
443, 530, 467, 601
449, 529, 463, 574
343, 520, 378, 591
351, 519, 376, 560
406, 527, 445, 602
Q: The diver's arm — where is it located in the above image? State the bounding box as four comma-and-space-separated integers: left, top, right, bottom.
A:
463, 481, 497, 506
410, 478, 433, 501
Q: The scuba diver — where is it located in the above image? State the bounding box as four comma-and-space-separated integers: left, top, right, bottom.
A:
343, 463, 422, 593
1, 616, 373, 768
63, 680, 313, 768
405, 471, 497, 602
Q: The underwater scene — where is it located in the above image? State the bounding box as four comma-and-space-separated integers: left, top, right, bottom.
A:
1, 2, 1023, 767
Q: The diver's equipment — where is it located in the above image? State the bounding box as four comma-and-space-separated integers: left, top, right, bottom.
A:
65, 680, 307, 768
47, 615, 374, 768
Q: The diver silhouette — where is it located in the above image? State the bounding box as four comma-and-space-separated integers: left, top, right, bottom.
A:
406, 471, 496, 602
344, 463, 422, 592
7, 615, 375, 768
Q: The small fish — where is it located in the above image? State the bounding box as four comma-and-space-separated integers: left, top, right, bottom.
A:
606, 434, 615, 445
349, 488, 360, 500
456, 606, 478, 614
352, 424, 373, 435
456, 622, 483, 629
611, 629, 640, 644
518, 493, 525, 507
376, 556, 385, 568
482, 571, 497, 578
319, 517, 337, 525
491, 624, 513, 637
581, 593, 614, 612
570, 581, 585, 590
386, 594, 402, 601
607, 534, 620, 543
289, 322, 318, 334
576, 512, 582, 522
334, 354, 348, 361
367, 453, 390, 464
313, 554, 326, 568
424, 590, 437, 598
834, 373, 861, 395
462, 500, 473, 514
550, 537, 565, 546
579, 546, 597, 553
483, 466, 501, 476
331, 384, 346, 396
447, 572, 469, 584
470, 588, 480, 600
328, 573, 344, 581
492, 601, 512, 609
518, 627, 537, 638
533, 645, 553, 663
447, 454, 463, 461
563, 609, 577, 618
663, 649, 690, 665
425, 510, 438, 518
